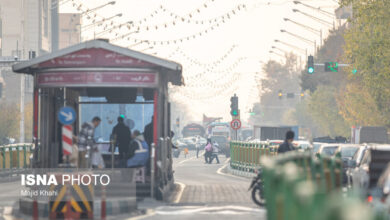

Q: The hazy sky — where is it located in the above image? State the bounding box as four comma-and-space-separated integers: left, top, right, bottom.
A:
61, 0, 340, 123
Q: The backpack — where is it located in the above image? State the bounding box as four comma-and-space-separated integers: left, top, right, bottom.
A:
205, 143, 213, 152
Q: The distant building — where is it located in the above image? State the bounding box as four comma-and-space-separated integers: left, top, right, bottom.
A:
0, 0, 54, 104
59, 13, 81, 49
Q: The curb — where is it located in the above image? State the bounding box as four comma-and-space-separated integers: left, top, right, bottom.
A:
226, 165, 257, 178
19, 196, 137, 218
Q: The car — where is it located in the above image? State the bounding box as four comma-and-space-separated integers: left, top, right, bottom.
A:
312, 142, 323, 154
294, 140, 312, 152
335, 144, 361, 184
318, 144, 341, 157
181, 137, 197, 150
348, 144, 390, 192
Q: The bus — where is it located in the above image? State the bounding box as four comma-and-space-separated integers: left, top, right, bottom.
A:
182, 123, 206, 137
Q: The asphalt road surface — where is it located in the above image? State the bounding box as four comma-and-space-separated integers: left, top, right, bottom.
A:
129, 150, 266, 220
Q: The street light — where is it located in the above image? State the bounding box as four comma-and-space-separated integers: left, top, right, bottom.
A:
293, 1, 335, 18
283, 18, 322, 45
128, 40, 149, 48
82, 13, 122, 31
271, 46, 289, 54
280, 29, 315, 44
111, 30, 139, 42
274, 39, 306, 54
292, 9, 333, 28
94, 21, 133, 37
84, 1, 116, 19
269, 50, 285, 58
140, 46, 154, 52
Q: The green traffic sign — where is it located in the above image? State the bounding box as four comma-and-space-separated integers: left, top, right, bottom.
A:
325, 62, 338, 72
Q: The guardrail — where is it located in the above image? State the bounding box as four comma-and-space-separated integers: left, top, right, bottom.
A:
229, 141, 276, 173
260, 152, 385, 220
0, 143, 33, 169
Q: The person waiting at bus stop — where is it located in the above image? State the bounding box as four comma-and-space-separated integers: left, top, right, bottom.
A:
78, 116, 101, 168
111, 116, 132, 167
127, 130, 149, 168
277, 131, 295, 154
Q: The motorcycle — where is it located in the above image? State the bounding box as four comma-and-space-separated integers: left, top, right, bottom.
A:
249, 168, 265, 207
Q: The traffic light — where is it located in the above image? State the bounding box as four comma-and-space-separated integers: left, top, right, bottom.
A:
300, 92, 305, 99
307, 55, 314, 74
324, 62, 338, 72
278, 90, 283, 99
230, 94, 238, 116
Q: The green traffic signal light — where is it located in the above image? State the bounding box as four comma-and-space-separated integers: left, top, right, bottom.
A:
308, 67, 314, 74
233, 110, 238, 116
352, 69, 357, 75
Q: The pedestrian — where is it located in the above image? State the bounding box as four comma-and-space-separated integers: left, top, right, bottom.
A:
195, 136, 201, 158
204, 139, 213, 164
277, 130, 295, 154
111, 116, 132, 167
210, 141, 220, 164
78, 116, 101, 168
184, 148, 189, 158
144, 117, 154, 148
127, 130, 149, 168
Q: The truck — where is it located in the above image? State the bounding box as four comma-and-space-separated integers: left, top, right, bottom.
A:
253, 126, 299, 141
351, 126, 388, 144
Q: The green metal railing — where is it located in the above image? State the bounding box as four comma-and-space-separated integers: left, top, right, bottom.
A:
261, 151, 385, 220
0, 144, 33, 169
230, 141, 276, 173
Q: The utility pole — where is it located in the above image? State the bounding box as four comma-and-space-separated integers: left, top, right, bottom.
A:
51, 0, 59, 51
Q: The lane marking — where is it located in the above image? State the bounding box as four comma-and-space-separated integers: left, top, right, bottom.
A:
174, 182, 186, 203
155, 205, 266, 215
216, 159, 252, 180
127, 209, 156, 220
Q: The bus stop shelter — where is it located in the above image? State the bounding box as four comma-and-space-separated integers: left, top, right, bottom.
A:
12, 39, 183, 199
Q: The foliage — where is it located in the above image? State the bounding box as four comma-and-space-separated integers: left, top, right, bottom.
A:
0, 104, 20, 145
250, 53, 301, 125
307, 85, 350, 137
341, 0, 390, 127
300, 27, 347, 93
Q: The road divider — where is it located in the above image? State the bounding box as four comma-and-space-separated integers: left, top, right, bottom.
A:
0, 143, 33, 169
260, 151, 384, 220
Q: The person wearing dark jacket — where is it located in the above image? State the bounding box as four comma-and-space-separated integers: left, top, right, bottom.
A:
112, 117, 131, 165
277, 131, 295, 154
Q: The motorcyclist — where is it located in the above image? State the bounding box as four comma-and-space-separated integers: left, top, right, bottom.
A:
210, 141, 220, 164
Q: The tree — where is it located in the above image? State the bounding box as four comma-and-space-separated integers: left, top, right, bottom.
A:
341, 0, 390, 127
0, 104, 20, 145
252, 53, 301, 125
307, 85, 350, 137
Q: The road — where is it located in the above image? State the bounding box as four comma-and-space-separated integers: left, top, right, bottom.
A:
0, 180, 23, 220
130, 150, 266, 220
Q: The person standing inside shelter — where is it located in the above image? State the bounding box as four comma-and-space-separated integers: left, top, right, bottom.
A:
78, 116, 101, 168
112, 116, 132, 167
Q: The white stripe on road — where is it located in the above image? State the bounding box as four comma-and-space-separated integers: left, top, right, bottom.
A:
174, 182, 186, 203
216, 159, 252, 180
154, 205, 265, 215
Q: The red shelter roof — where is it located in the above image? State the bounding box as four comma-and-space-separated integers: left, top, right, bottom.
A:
12, 40, 183, 86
